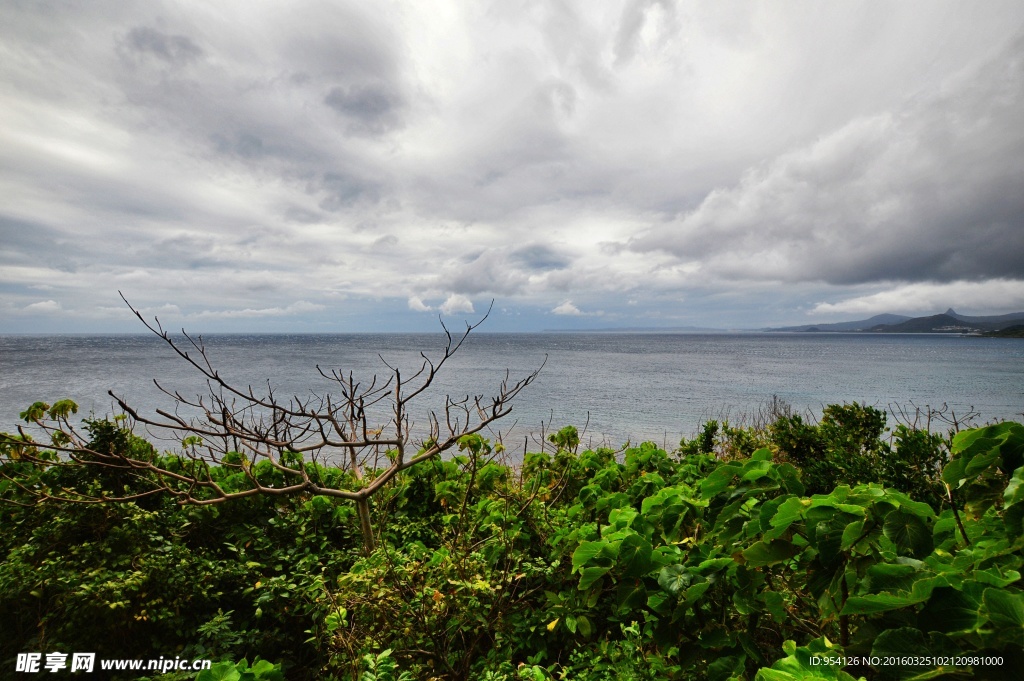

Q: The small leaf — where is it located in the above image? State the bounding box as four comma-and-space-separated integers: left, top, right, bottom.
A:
658, 564, 690, 596
577, 614, 594, 638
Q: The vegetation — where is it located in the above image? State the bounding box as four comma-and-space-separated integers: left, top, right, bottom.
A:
984, 325, 1024, 338
2, 398, 1023, 680
2, 300, 541, 556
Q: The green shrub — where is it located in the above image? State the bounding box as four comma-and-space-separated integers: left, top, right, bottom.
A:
2, 408, 1020, 681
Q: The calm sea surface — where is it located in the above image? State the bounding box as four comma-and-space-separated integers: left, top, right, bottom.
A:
1, 333, 1022, 451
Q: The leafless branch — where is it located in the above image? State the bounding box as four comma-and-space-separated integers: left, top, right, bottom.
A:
0, 296, 542, 554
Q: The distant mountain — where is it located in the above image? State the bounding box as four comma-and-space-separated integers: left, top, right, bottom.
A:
764, 314, 912, 332
555, 309, 1024, 335
867, 313, 975, 333
868, 312, 1024, 334
944, 308, 1024, 325
768, 309, 1024, 335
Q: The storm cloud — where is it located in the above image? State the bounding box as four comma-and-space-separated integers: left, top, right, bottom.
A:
2, 1, 1023, 331
628, 34, 1024, 286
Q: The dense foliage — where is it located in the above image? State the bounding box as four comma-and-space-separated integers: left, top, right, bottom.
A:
2, 402, 1022, 680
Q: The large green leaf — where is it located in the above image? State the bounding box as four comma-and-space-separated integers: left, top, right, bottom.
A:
758, 495, 792, 533
870, 628, 942, 680
944, 423, 1024, 489
640, 485, 682, 515
973, 566, 1022, 589
755, 638, 859, 681
1005, 504, 1024, 543
709, 655, 746, 681
840, 520, 865, 551
618, 532, 653, 578
812, 519, 847, 565
886, 493, 935, 521
863, 562, 919, 594
1005, 465, 1024, 508
692, 556, 734, 575
776, 463, 806, 496
742, 540, 801, 567
697, 626, 733, 649
578, 484, 601, 507
572, 540, 610, 571
918, 587, 980, 634
981, 588, 1024, 633
742, 459, 774, 481
762, 590, 788, 623
615, 579, 647, 613
843, 592, 920, 615
682, 581, 710, 604
883, 510, 933, 559
952, 422, 1024, 471
197, 662, 242, 681
654, 503, 690, 542
842, 577, 938, 615
701, 463, 742, 499
578, 565, 611, 591
607, 506, 638, 530
247, 659, 285, 681
1004, 466, 1024, 540
647, 589, 672, 614
765, 496, 808, 539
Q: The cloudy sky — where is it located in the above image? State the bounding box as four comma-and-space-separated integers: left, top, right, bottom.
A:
3, 1, 1024, 333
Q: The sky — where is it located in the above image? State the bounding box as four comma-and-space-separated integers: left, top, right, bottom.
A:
2, 0, 1024, 333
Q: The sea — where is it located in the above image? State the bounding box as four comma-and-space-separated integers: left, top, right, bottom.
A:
1, 332, 1022, 455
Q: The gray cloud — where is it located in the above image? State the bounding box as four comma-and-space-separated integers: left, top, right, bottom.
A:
212, 132, 267, 159
511, 245, 570, 271
324, 83, 405, 135
3, 1, 1024, 331
0, 217, 63, 265
316, 171, 382, 211
372, 234, 398, 248
444, 250, 531, 296
123, 26, 203, 65
629, 33, 1024, 285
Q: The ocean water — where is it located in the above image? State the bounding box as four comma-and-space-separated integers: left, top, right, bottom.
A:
1, 332, 1022, 452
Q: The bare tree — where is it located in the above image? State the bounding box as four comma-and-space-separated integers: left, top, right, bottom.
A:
0, 298, 542, 554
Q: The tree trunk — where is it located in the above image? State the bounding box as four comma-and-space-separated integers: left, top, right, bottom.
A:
356, 497, 376, 555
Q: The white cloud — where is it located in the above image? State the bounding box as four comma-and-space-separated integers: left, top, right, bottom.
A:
22, 299, 61, 313
551, 300, 606, 317
407, 296, 432, 312
195, 301, 325, 319
439, 293, 474, 315
811, 280, 1024, 317
552, 300, 583, 316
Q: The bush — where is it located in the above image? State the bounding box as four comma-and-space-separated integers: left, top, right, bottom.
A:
2, 409, 1020, 681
